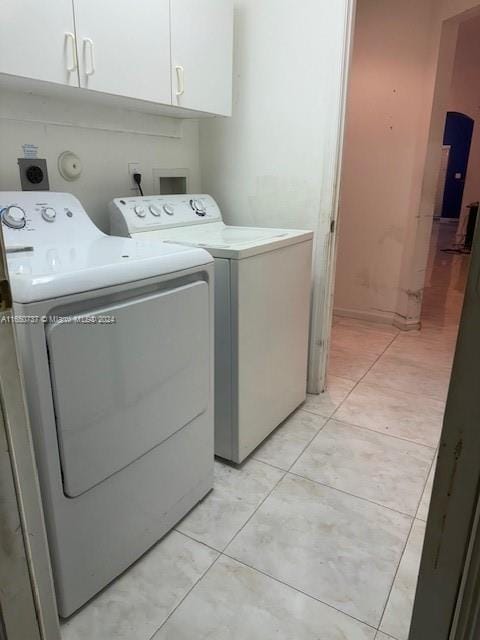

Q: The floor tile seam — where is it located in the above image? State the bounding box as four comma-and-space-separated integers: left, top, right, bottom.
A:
326, 415, 438, 451
146, 546, 222, 640
375, 515, 417, 636
330, 330, 406, 417
220, 552, 379, 633
413, 447, 439, 522
284, 469, 417, 519
220, 466, 289, 552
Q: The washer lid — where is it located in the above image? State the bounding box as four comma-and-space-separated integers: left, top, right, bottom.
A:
138, 223, 314, 259
6, 236, 212, 303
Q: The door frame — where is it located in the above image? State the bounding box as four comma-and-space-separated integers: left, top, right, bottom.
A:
0, 232, 60, 640
307, 0, 357, 393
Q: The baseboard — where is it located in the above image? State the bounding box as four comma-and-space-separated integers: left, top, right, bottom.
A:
334, 307, 396, 325
334, 307, 420, 331
392, 315, 421, 332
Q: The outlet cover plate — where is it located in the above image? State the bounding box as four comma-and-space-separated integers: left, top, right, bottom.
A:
18, 158, 50, 191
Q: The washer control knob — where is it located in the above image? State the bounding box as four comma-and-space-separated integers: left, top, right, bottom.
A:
2, 205, 26, 229
149, 204, 162, 217
134, 206, 146, 218
41, 206, 57, 223
190, 199, 206, 217
163, 203, 175, 216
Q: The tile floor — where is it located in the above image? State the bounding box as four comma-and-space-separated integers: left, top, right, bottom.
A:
61, 221, 469, 640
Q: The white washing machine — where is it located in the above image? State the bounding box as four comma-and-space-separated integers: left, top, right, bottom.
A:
110, 195, 313, 463
0, 192, 214, 617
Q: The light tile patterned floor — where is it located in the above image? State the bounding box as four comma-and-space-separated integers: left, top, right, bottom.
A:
61, 221, 468, 639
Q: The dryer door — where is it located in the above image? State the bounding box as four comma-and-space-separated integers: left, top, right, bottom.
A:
46, 280, 210, 497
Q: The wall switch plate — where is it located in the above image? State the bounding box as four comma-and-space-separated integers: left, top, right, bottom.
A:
18, 158, 50, 191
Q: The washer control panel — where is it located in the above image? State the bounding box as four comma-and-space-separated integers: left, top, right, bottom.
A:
109, 194, 222, 236
0, 192, 103, 249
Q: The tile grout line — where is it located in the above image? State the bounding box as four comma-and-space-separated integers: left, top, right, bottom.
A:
146, 551, 223, 640
220, 552, 379, 634
375, 514, 416, 635
286, 469, 417, 519
152, 468, 292, 636
284, 415, 330, 472
413, 446, 439, 523
252, 410, 329, 472
221, 466, 288, 552
330, 329, 401, 418
328, 415, 438, 451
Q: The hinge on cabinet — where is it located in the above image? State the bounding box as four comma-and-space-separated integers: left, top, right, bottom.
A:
330, 219, 335, 233
0, 280, 12, 311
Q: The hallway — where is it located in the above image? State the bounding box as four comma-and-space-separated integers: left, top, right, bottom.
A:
61, 221, 469, 640
322, 219, 469, 638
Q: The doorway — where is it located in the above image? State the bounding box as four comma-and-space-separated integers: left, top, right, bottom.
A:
440, 111, 474, 219
325, 2, 480, 639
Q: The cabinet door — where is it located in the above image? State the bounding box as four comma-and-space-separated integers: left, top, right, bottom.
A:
0, 0, 78, 86
171, 0, 233, 116
73, 0, 171, 104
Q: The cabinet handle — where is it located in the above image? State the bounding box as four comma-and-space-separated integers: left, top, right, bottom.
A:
65, 32, 77, 73
175, 65, 185, 97
84, 38, 96, 76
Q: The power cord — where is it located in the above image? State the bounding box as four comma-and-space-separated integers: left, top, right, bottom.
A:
133, 172, 144, 196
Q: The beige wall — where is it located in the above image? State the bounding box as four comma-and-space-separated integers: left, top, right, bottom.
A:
334, 0, 441, 326
334, 0, 480, 328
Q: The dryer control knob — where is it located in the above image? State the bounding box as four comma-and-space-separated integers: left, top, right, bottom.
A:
2, 205, 26, 229
41, 207, 57, 223
163, 203, 175, 216
149, 204, 162, 217
134, 206, 146, 218
190, 199, 206, 216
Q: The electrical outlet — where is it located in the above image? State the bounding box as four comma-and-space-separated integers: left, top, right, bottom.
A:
128, 162, 140, 175
18, 158, 50, 191
128, 163, 141, 191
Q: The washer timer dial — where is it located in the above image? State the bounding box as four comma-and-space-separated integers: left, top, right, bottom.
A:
2, 205, 26, 229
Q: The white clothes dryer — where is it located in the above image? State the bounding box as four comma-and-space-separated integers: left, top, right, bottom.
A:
0, 192, 214, 617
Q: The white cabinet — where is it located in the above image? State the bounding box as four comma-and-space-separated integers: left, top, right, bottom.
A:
73, 0, 172, 104
0, 0, 233, 116
171, 0, 233, 116
0, 0, 78, 87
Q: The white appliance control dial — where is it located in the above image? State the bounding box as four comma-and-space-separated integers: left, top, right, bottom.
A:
41, 206, 57, 223
163, 203, 175, 216
190, 199, 206, 216
2, 205, 27, 229
134, 206, 146, 218
149, 204, 162, 217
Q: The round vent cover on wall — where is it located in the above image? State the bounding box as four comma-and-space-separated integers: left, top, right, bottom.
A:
58, 151, 82, 181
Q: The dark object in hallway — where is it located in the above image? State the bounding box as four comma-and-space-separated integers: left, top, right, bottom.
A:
465, 202, 478, 252
441, 112, 474, 220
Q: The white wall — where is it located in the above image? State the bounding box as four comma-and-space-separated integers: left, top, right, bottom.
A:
0, 90, 201, 232
199, 0, 354, 391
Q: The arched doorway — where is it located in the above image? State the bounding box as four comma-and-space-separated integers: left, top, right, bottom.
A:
440, 111, 475, 219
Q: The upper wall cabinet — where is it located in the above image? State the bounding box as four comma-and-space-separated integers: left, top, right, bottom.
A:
171, 0, 233, 116
0, 0, 233, 117
0, 0, 78, 87
73, 0, 172, 105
